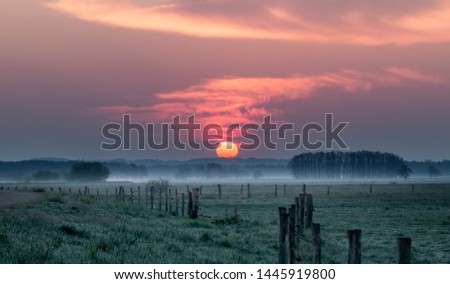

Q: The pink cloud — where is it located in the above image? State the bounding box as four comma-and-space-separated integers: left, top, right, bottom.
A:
96, 68, 445, 126
45, 0, 450, 45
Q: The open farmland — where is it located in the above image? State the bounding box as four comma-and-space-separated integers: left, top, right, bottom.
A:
0, 182, 449, 264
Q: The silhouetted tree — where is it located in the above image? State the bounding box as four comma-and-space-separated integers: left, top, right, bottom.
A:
289, 151, 404, 179
398, 164, 413, 180
427, 166, 441, 178
66, 162, 110, 182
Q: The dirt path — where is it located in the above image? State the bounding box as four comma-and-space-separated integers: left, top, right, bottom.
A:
0, 190, 45, 208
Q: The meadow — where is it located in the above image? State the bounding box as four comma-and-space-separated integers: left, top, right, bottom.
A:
0, 181, 449, 264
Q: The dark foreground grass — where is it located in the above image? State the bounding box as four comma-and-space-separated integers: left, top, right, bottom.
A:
0, 183, 449, 263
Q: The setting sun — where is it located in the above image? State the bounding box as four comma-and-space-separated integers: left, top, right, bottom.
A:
216, 142, 239, 159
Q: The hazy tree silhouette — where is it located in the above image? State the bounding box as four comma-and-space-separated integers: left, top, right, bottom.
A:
66, 162, 110, 182
398, 164, 413, 180
289, 151, 404, 179
427, 166, 441, 178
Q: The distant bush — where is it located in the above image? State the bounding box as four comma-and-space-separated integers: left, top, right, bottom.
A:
32, 170, 60, 181
65, 162, 110, 182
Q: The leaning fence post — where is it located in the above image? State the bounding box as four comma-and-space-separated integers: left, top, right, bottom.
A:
397, 237, 412, 264
278, 207, 289, 264
288, 205, 297, 264
312, 223, 321, 264
348, 229, 362, 264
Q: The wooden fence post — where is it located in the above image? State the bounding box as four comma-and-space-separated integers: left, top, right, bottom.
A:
158, 188, 162, 211
411, 185, 414, 194
247, 184, 251, 198
193, 188, 200, 218
150, 186, 154, 210
188, 189, 199, 219
169, 189, 172, 213
397, 237, 412, 264
181, 193, 185, 216
278, 207, 289, 264
175, 189, 179, 216
299, 194, 306, 236
130, 188, 134, 204
138, 186, 141, 206
305, 194, 314, 229
165, 188, 168, 212
289, 205, 297, 264
240, 185, 243, 196
275, 184, 278, 197
295, 197, 301, 245
327, 186, 330, 195
188, 191, 193, 218
284, 184, 286, 195
218, 184, 222, 199
370, 184, 373, 194
302, 184, 306, 194
145, 187, 148, 207
348, 229, 362, 264
312, 223, 321, 264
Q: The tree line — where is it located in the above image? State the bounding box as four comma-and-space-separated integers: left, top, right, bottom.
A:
289, 151, 410, 179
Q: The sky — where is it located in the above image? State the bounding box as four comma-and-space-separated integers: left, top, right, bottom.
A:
0, 0, 449, 161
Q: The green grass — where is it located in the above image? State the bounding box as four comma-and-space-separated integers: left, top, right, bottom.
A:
0, 182, 449, 263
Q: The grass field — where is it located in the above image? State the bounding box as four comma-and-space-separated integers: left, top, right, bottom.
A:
0, 182, 449, 264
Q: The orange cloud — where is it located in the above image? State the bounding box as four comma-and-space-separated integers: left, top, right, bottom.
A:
96, 68, 444, 126
45, 0, 450, 45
